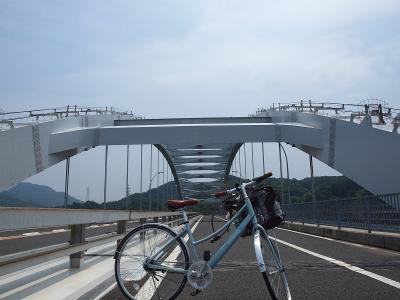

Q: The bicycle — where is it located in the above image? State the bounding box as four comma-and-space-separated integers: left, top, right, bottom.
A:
114, 172, 291, 300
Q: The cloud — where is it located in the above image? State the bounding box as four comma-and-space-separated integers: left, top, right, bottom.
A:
1, 0, 399, 116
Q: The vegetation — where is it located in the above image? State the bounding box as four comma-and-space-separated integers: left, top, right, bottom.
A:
1, 176, 372, 215
66, 175, 371, 215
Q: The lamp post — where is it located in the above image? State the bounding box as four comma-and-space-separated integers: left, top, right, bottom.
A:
149, 171, 164, 210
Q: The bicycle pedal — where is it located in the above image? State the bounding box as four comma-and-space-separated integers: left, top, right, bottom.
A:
203, 250, 211, 261
191, 289, 201, 296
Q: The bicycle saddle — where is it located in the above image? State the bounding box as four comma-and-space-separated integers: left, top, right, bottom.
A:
167, 199, 199, 210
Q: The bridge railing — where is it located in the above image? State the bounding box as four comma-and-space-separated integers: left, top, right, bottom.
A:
0, 105, 141, 130
0, 207, 198, 275
251, 100, 400, 133
283, 193, 400, 233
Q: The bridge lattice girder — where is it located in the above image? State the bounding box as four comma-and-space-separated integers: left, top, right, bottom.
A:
163, 143, 235, 200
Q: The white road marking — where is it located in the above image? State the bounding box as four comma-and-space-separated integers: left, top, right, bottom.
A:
277, 227, 400, 254
21, 232, 40, 236
93, 282, 117, 300
277, 228, 334, 241
271, 236, 400, 290
52, 229, 67, 233
0, 269, 66, 299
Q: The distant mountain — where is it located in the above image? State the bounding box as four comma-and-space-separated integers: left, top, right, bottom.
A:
0, 193, 38, 207
0, 182, 83, 208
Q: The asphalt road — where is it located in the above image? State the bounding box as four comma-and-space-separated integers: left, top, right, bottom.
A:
103, 217, 400, 300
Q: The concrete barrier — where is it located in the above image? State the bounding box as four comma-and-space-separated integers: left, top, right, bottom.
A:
281, 222, 400, 252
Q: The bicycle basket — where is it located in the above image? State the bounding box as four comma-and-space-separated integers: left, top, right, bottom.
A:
249, 186, 285, 230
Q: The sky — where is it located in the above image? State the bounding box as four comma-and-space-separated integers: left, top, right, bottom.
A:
1, 1, 400, 202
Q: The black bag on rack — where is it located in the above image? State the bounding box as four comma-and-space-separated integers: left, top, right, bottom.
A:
250, 186, 285, 230
235, 185, 285, 237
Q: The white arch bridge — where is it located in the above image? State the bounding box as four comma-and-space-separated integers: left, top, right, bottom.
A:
1, 103, 399, 201
1, 104, 400, 300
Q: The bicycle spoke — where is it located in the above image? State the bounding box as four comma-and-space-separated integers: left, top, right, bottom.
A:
115, 225, 189, 300
154, 273, 183, 284
151, 275, 161, 300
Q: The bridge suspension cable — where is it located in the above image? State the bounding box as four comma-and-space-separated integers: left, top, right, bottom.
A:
140, 144, 143, 210
64, 157, 70, 208
280, 143, 291, 205
162, 156, 165, 210
103, 145, 108, 209
251, 143, 255, 179
157, 150, 160, 206
243, 143, 247, 180
148, 145, 153, 210
262, 142, 266, 174
238, 146, 242, 184
125, 145, 130, 209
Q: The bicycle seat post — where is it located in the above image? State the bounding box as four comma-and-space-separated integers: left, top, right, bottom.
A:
180, 208, 189, 224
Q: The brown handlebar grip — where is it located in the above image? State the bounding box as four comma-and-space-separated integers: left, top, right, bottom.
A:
215, 191, 227, 198
252, 172, 273, 183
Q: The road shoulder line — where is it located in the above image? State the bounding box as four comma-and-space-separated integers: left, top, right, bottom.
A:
272, 236, 400, 290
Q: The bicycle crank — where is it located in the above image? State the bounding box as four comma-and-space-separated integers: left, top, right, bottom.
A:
187, 261, 213, 290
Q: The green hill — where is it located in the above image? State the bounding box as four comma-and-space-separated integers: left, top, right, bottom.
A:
67, 175, 371, 215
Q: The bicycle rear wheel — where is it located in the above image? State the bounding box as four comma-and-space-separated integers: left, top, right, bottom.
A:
114, 224, 189, 300
254, 228, 291, 300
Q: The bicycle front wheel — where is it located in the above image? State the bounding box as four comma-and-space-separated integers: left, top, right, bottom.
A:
115, 224, 189, 300
254, 228, 291, 300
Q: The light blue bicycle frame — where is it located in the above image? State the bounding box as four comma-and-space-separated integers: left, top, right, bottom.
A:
147, 190, 259, 274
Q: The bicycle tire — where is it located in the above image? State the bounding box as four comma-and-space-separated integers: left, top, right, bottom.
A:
114, 223, 190, 300
254, 229, 291, 300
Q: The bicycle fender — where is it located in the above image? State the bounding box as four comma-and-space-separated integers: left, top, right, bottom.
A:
253, 229, 267, 272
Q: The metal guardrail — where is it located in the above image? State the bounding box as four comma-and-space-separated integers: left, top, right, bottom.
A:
283, 193, 400, 233
0, 207, 199, 275
0, 207, 178, 231
251, 100, 400, 133
0, 105, 142, 130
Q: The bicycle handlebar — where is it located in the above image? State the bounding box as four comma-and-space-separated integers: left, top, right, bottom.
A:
214, 172, 273, 198
252, 172, 272, 183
